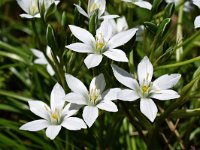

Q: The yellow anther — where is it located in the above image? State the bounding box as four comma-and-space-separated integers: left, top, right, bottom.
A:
142, 85, 150, 93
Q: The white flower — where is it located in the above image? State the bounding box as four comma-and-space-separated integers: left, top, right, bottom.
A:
111, 56, 181, 122
110, 16, 128, 35
75, 0, 118, 19
64, 73, 120, 127
66, 20, 138, 69
17, 0, 40, 18
20, 83, 87, 140
193, 0, 200, 28
31, 46, 55, 76
122, 0, 152, 10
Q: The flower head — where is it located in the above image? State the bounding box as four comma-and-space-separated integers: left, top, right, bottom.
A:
112, 56, 181, 122
75, 0, 118, 19
64, 73, 120, 127
17, 0, 40, 18
20, 83, 86, 140
66, 20, 138, 69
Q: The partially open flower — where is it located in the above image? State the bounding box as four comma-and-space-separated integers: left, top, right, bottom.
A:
17, 0, 40, 18
75, 0, 118, 19
31, 46, 55, 76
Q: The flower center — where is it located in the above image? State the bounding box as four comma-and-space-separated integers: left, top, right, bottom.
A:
140, 83, 152, 98
89, 87, 101, 105
95, 33, 106, 54
50, 108, 61, 125
29, 1, 39, 15
141, 85, 150, 94
89, 3, 100, 13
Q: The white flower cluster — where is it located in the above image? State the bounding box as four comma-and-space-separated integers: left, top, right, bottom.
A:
18, 0, 182, 140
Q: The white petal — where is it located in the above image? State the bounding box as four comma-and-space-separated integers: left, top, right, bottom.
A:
97, 100, 118, 112
82, 106, 99, 127
50, 83, 65, 111
134, 1, 152, 10
17, 0, 31, 13
96, 20, 113, 42
116, 16, 128, 32
194, 16, 200, 29
54, 1, 60, 6
20, 119, 49, 131
150, 90, 180, 100
140, 98, 158, 122
84, 54, 103, 69
74, 4, 89, 18
193, 0, 200, 8
65, 74, 89, 97
118, 89, 140, 101
46, 125, 61, 140
108, 28, 138, 49
62, 117, 87, 130
153, 74, 181, 90
31, 49, 44, 58
28, 100, 50, 120
64, 92, 87, 105
20, 14, 38, 19
89, 73, 106, 94
122, 0, 132, 2
111, 64, 140, 90
66, 43, 93, 53
102, 88, 121, 101
137, 56, 153, 86
33, 13, 40, 18
97, 0, 106, 17
34, 58, 47, 64
62, 103, 82, 117
100, 15, 119, 20
69, 25, 95, 45
46, 64, 55, 76
103, 49, 128, 62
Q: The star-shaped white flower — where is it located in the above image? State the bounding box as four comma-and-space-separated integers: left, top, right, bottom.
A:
20, 83, 87, 140
66, 20, 138, 69
75, 0, 118, 19
31, 46, 55, 76
122, 0, 152, 10
17, 0, 40, 18
193, 0, 200, 28
111, 56, 181, 122
64, 73, 120, 127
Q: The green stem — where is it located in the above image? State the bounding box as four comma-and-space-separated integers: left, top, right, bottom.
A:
176, 0, 184, 61
155, 56, 200, 70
